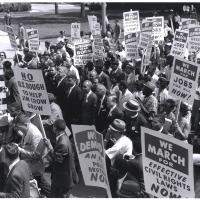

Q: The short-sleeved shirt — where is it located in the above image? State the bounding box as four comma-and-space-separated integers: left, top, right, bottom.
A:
106, 135, 132, 165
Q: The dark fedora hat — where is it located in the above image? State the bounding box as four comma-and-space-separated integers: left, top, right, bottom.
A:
123, 99, 141, 112
109, 119, 126, 133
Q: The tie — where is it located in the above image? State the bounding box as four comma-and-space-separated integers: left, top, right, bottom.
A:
98, 99, 103, 115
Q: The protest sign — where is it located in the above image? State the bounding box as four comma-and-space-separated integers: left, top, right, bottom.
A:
26, 29, 39, 52
93, 36, 104, 60
141, 127, 194, 198
71, 23, 81, 41
168, 57, 200, 105
181, 19, 197, 30
146, 16, 164, 41
94, 22, 101, 36
170, 29, 188, 58
5, 25, 18, 50
124, 32, 138, 59
72, 125, 111, 198
88, 15, 98, 35
74, 39, 93, 66
139, 20, 153, 49
143, 41, 152, 66
0, 69, 7, 111
13, 68, 51, 115
187, 26, 200, 55
123, 10, 140, 34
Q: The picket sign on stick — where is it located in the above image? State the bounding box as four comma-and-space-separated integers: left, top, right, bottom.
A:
5, 25, 19, 65
15, 52, 20, 64
72, 125, 112, 198
140, 49, 146, 75
175, 99, 181, 122
141, 127, 194, 198
170, 17, 175, 34
154, 45, 156, 60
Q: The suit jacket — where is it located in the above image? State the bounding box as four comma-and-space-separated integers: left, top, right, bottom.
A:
51, 133, 77, 189
98, 72, 111, 91
0, 160, 30, 198
106, 105, 124, 129
55, 77, 69, 111
63, 85, 82, 124
80, 91, 98, 125
124, 112, 150, 154
95, 96, 108, 133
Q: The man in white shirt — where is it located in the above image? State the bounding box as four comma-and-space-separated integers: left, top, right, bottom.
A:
105, 119, 133, 165
57, 31, 66, 44
105, 119, 132, 197
63, 56, 80, 85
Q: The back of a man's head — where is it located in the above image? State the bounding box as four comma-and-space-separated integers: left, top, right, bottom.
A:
4, 143, 19, 161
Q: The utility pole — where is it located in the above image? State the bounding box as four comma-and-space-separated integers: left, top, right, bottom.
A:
102, 2, 106, 35
55, 3, 58, 15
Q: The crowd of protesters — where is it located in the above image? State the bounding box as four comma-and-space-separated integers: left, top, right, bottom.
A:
0, 7, 200, 198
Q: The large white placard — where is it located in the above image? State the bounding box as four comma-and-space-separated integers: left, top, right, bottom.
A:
26, 29, 39, 52
123, 10, 140, 34
168, 57, 200, 105
141, 127, 194, 198
13, 67, 51, 115
72, 125, 111, 198
170, 29, 188, 58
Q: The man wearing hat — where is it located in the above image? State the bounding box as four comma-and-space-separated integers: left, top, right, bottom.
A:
45, 119, 78, 197
138, 81, 158, 120
0, 143, 30, 197
105, 119, 132, 197
123, 99, 149, 154
105, 119, 132, 165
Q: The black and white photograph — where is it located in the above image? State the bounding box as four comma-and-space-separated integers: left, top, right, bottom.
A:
0, 1, 200, 198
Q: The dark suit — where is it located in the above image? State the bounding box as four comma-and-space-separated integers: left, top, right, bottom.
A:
106, 105, 124, 129
124, 112, 150, 154
51, 133, 77, 197
98, 72, 111, 91
55, 77, 69, 111
63, 85, 82, 129
95, 96, 108, 133
0, 160, 30, 198
80, 91, 98, 125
